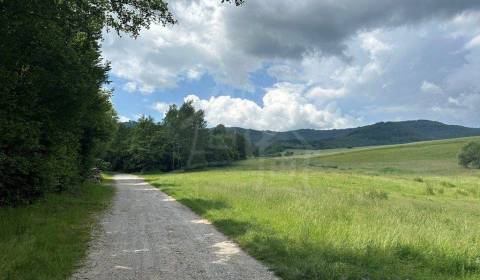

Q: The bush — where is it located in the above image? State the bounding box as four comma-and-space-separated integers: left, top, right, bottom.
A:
413, 177, 424, 183
440, 181, 456, 188
458, 142, 480, 169
425, 185, 435, 195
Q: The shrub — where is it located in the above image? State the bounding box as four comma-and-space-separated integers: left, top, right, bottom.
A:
456, 189, 469, 196
458, 142, 480, 169
425, 185, 435, 195
413, 177, 424, 183
440, 181, 456, 188
364, 189, 389, 200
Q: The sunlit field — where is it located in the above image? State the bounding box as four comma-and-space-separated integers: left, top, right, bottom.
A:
143, 137, 480, 280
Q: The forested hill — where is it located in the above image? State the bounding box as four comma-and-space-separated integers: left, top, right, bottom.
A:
227, 120, 480, 155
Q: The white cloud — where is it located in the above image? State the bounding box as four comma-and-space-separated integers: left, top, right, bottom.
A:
123, 81, 137, 93
186, 83, 359, 131
448, 97, 460, 105
118, 115, 130, 122
359, 31, 391, 56
153, 102, 171, 116
465, 34, 480, 49
139, 84, 155, 94
421, 81, 443, 94
102, 0, 261, 92
306, 87, 347, 100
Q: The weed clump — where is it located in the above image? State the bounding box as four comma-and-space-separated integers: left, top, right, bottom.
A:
414, 177, 424, 183
456, 189, 469, 196
441, 181, 456, 188
381, 167, 398, 173
467, 188, 478, 196
364, 189, 389, 200
284, 151, 294, 157
321, 165, 338, 169
425, 185, 435, 195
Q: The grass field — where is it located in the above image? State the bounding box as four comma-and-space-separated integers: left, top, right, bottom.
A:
143, 137, 480, 280
0, 176, 114, 280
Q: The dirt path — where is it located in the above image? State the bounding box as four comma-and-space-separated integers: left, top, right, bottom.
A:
72, 174, 277, 280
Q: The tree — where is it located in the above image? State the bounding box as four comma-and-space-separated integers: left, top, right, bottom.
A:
458, 142, 480, 169
207, 125, 234, 164
213, 124, 227, 135
234, 133, 248, 160
166, 101, 208, 169
0, 0, 174, 205
105, 122, 134, 171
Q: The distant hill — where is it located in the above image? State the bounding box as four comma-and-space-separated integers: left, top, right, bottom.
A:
227, 120, 480, 155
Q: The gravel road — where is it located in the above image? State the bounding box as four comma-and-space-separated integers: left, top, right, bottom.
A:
72, 174, 277, 280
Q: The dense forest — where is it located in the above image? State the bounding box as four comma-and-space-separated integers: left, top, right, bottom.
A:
0, 0, 242, 206
105, 102, 253, 172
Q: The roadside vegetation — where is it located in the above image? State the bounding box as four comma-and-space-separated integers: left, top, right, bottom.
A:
0, 177, 114, 280
143, 136, 480, 280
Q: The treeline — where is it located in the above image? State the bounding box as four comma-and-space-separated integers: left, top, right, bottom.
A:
0, 1, 175, 206
105, 102, 254, 172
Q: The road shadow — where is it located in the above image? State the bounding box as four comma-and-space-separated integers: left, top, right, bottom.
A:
212, 219, 254, 238
177, 198, 229, 215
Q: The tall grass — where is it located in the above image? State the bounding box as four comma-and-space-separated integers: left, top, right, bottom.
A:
143, 137, 480, 280
0, 178, 114, 280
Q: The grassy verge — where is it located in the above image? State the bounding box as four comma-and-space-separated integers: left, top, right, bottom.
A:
0, 177, 114, 280
143, 137, 480, 280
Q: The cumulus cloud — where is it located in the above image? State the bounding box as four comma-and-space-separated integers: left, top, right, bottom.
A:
102, 0, 261, 92
118, 115, 131, 122
223, 0, 480, 59
104, 1, 480, 129
123, 82, 137, 93
153, 102, 171, 116
103, 0, 480, 92
421, 81, 443, 94
185, 83, 359, 131
465, 34, 480, 49
306, 87, 347, 100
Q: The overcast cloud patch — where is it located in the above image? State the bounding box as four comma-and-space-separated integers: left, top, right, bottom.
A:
104, 1, 480, 129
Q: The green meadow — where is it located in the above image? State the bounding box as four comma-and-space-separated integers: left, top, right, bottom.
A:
0, 176, 114, 280
143, 137, 480, 280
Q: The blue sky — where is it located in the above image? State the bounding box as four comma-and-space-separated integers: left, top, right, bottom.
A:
103, 0, 480, 131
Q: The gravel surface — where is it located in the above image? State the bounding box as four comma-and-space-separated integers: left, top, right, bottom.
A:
72, 174, 277, 280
